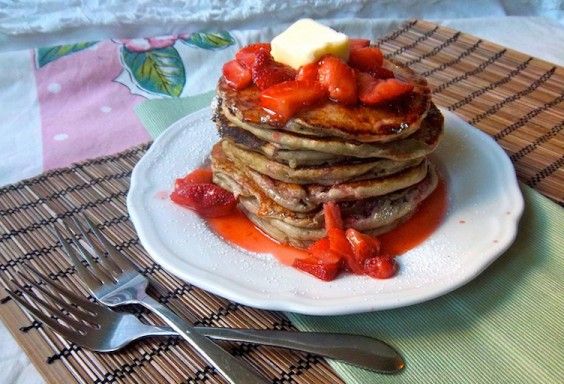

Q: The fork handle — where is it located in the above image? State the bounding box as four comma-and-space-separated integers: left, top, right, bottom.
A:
139, 295, 268, 384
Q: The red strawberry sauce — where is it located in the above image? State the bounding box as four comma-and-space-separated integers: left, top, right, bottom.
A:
207, 179, 448, 266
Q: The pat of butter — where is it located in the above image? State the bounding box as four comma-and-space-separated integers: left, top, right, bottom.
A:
271, 19, 350, 69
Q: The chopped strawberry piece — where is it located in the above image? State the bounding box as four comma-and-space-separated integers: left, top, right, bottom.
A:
235, 43, 271, 69
260, 80, 326, 121
322, 202, 358, 273
300, 237, 342, 280
357, 72, 377, 93
327, 228, 351, 256
318, 56, 357, 105
296, 62, 319, 84
357, 73, 414, 105
170, 183, 236, 218
307, 237, 331, 254
252, 50, 296, 90
369, 67, 395, 79
222, 60, 252, 90
293, 256, 341, 281
175, 168, 213, 188
348, 47, 384, 72
323, 201, 344, 231
345, 228, 381, 265
299, 202, 400, 280
364, 256, 398, 279
349, 38, 370, 49
313, 248, 343, 265
327, 228, 363, 274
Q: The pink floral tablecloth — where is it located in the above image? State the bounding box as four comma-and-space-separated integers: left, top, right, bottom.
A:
0, 32, 239, 186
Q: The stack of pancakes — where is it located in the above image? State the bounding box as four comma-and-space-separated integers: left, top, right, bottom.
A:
211, 59, 443, 248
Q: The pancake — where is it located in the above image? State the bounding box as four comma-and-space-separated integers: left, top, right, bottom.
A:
241, 207, 410, 248
215, 162, 439, 248
215, 116, 345, 167
215, 101, 443, 161
217, 59, 431, 143
220, 138, 424, 185
244, 159, 429, 212
261, 145, 347, 168
213, 141, 429, 212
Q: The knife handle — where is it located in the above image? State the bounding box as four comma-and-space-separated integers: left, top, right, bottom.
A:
197, 327, 404, 373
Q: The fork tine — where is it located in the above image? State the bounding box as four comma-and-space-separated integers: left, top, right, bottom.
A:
62, 218, 112, 281
24, 264, 99, 313
82, 213, 136, 272
8, 279, 89, 333
71, 216, 123, 276
52, 223, 103, 290
18, 270, 98, 324
6, 289, 86, 343
63, 221, 114, 284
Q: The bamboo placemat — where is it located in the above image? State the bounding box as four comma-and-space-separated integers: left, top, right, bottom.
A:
0, 146, 345, 384
380, 20, 563, 204
0, 20, 562, 384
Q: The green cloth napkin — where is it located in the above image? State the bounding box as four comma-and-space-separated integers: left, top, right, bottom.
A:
135, 94, 564, 384
135, 91, 216, 139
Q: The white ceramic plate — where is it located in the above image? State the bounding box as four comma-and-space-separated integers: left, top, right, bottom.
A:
128, 107, 523, 315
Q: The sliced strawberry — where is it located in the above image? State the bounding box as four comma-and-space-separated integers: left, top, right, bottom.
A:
235, 43, 271, 69
293, 256, 341, 281
260, 80, 326, 121
328, 228, 363, 274
175, 168, 213, 188
323, 201, 344, 231
349, 38, 370, 49
318, 56, 357, 105
170, 183, 236, 218
357, 73, 414, 105
296, 62, 319, 84
327, 228, 353, 257
345, 228, 381, 265
222, 60, 252, 90
307, 237, 342, 264
369, 66, 395, 79
327, 228, 351, 255
364, 256, 398, 279
316, 249, 343, 265
309, 246, 342, 265
348, 47, 384, 72
357, 72, 378, 94
252, 50, 296, 90
307, 237, 331, 254
321, 202, 358, 272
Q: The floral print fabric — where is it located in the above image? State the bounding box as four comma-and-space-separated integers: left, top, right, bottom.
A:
22, 32, 237, 172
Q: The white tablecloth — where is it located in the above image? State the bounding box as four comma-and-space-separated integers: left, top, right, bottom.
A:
0, 1, 562, 382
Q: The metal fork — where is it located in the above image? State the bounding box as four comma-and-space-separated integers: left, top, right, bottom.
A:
55, 215, 404, 375
5, 266, 176, 352
5, 266, 403, 373
53, 217, 268, 384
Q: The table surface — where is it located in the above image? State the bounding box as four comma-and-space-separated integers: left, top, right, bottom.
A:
0, 11, 563, 384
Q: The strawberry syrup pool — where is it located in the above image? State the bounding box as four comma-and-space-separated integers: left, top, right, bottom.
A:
207, 179, 447, 266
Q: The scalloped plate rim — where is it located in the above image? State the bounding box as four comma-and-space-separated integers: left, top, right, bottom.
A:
127, 107, 524, 315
